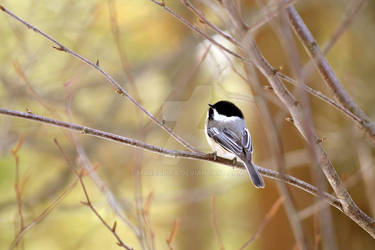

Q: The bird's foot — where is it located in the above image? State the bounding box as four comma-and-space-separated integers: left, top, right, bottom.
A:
210, 151, 217, 161
232, 157, 237, 169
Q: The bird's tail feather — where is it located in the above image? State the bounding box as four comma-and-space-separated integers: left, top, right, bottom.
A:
245, 161, 265, 188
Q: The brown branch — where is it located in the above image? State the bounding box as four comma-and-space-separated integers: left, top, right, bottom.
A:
79, 176, 133, 250
284, 3, 375, 146
11, 135, 25, 248
0, 4, 197, 153
0, 108, 342, 210
166, 218, 180, 250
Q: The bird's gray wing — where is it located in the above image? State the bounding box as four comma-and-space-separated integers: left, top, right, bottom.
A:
241, 128, 252, 153
207, 127, 243, 155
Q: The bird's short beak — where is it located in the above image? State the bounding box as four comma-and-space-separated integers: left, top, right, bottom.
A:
208, 104, 213, 108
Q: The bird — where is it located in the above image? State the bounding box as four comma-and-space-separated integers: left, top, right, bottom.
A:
205, 100, 264, 188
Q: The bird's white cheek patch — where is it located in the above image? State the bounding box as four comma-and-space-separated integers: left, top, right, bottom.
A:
212, 109, 241, 122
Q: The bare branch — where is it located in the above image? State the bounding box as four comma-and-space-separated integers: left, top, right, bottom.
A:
166, 218, 180, 250
11, 135, 25, 249
78, 176, 133, 250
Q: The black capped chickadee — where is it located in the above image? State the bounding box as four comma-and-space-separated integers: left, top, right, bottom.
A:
205, 100, 265, 188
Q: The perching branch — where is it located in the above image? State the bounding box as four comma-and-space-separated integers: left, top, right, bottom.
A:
0, 108, 341, 210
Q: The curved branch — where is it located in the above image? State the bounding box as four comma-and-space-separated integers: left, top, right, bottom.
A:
0, 108, 341, 210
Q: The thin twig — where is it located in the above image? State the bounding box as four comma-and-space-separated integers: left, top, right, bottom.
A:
134, 150, 152, 250
166, 218, 180, 250
0, 4, 197, 153
278, 73, 362, 124
142, 191, 156, 250
79, 177, 133, 250
11, 135, 25, 248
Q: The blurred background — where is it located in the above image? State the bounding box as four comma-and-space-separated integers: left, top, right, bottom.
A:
0, 0, 375, 249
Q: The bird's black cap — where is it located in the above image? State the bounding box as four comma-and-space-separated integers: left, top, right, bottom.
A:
208, 100, 244, 120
